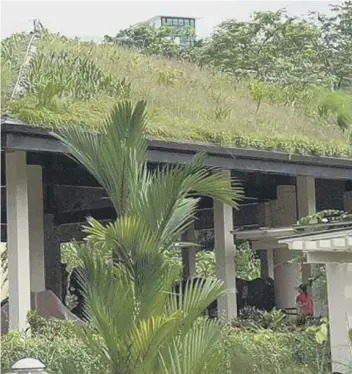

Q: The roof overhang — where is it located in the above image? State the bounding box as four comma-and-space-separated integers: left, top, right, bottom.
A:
232, 227, 295, 250
232, 227, 295, 241
279, 228, 352, 252
279, 226, 352, 263
2, 120, 352, 179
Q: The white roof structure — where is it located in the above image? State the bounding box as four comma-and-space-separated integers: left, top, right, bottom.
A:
279, 227, 352, 253
232, 222, 352, 253
278, 225, 352, 264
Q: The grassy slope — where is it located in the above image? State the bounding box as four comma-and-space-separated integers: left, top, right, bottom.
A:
1, 33, 351, 157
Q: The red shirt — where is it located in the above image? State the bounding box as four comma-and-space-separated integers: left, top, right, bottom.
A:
296, 292, 312, 315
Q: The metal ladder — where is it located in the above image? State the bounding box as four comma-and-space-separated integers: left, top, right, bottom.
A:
10, 19, 43, 101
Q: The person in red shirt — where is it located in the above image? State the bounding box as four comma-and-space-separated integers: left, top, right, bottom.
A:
296, 284, 313, 324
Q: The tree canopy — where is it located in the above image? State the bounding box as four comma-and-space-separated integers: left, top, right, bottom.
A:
107, 2, 352, 91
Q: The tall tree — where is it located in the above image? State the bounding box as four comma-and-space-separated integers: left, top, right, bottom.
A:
310, 1, 352, 90
200, 10, 325, 85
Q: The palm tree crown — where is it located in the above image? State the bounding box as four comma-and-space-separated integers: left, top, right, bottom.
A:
53, 100, 243, 373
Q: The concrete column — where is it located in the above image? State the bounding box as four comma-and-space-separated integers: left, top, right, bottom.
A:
272, 185, 301, 311
296, 176, 316, 218
263, 249, 274, 279
6, 151, 31, 330
214, 170, 237, 319
28, 166, 45, 292
344, 191, 352, 212
181, 223, 196, 279
274, 248, 301, 310
297, 176, 315, 286
44, 215, 62, 300
296, 176, 324, 316
326, 263, 352, 372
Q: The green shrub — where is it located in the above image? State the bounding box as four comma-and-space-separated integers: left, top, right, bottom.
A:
1, 313, 104, 374
1, 312, 330, 374
225, 327, 330, 374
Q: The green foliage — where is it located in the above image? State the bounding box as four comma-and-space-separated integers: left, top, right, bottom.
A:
25, 51, 131, 103
2, 26, 351, 156
298, 209, 352, 226
1, 32, 30, 107
1, 244, 8, 292
226, 326, 330, 374
306, 317, 329, 345
1, 314, 330, 374
1, 315, 104, 373
161, 243, 260, 280
156, 66, 178, 85
235, 307, 289, 332
105, 24, 198, 61
49, 100, 244, 373
214, 105, 231, 120
201, 4, 352, 89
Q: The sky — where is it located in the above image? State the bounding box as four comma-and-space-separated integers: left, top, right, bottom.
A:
1, 0, 341, 41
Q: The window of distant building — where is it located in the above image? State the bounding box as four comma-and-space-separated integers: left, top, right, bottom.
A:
179, 19, 184, 26
190, 19, 195, 27
184, 19, 190, 26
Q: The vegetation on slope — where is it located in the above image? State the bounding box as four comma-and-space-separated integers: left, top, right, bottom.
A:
1, 3, 352, 156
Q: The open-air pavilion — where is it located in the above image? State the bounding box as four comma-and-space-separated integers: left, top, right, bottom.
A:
2, 116, 352, 334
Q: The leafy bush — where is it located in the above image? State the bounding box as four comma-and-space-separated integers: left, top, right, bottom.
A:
225, 327, 330, 374
1, 314, 104, 373
1, 313, 330, 374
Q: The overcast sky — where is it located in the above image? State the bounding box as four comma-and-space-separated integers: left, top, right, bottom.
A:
1, 1, 341, 41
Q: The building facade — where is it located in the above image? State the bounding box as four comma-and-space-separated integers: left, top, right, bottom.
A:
140, 15, 196, 46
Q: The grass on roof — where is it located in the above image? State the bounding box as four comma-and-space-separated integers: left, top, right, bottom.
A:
1, 32, 351, 157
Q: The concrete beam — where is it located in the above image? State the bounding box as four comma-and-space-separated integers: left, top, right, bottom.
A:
2, 123, 352, 179
307, 252, 352, 264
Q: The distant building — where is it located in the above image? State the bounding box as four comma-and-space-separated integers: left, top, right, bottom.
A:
137, 16, 196, 47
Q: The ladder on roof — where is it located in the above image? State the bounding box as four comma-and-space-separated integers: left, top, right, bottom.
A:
10, 19, 43, 101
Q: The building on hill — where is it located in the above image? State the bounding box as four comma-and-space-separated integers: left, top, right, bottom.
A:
137, 15, 196, 46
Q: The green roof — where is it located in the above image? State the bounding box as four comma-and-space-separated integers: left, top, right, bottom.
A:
1, 32, 351, 157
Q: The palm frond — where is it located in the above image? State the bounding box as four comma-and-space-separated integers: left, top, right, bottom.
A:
74, 246, 136, 371
166, 278, 225, 333
159, 319, 226, 374
52, 100, 148, 216
130, 313, 181, 373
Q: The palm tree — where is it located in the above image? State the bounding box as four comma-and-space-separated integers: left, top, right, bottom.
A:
53, 100, 243, 373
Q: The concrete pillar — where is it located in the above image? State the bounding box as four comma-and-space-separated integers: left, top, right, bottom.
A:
272, 185, 301, 311
296, 176, 324, 316
181, 223, 196, 279
214, 170, 237, 319
296, 175, 316, 218
325, 263, 352, 372
28, 166, 45, 292
44, 215, 62, 300
344, 191, 352, 212
260, 249, 274, 279
273, 248, 301, 310
297, 176, 315, 287
6, 151, 31, 330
